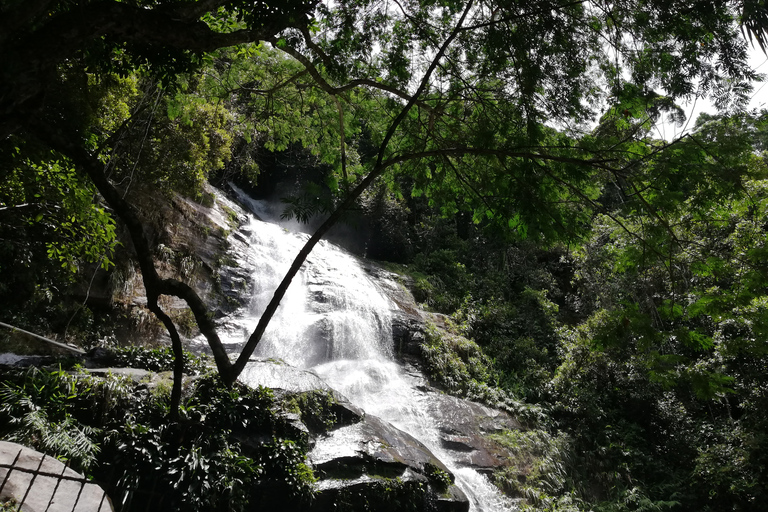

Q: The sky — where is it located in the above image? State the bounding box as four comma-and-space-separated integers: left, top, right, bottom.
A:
653, 46, 768, 141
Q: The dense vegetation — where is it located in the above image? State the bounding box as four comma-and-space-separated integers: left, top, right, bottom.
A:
0, 351, 318, 511
2, 0, 768, 510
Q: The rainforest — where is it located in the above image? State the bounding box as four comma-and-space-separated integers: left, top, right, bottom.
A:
1, 0, 768, 510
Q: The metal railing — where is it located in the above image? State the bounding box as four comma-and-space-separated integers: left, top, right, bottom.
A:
0, 447, 111, 512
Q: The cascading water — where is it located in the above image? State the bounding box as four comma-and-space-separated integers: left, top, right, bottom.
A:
221, 185, 516, 511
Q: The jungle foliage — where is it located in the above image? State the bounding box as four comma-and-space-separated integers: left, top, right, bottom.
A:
0, 358, 316, 512
402, 111, 768, 510
3, 0, 768, 510
3, 0, 767, 390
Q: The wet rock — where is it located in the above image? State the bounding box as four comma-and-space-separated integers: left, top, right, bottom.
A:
239, 360, 333, 394
277, 411, 312, 447
0, 441, 113, 511
436, 485, 473, 512
392, 314, 426, 358
239, 360, 364, 439
427, 393, 521, 473
309, 414, 469, 512
364, 262, 524, 476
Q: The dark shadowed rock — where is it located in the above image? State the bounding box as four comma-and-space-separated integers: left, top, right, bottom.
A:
427, 393, 521, 473
309, 414, 469, 512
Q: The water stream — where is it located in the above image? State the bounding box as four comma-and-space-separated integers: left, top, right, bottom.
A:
219, 186, 516, 511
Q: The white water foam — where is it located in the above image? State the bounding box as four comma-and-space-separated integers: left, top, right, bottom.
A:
224, 187, 516, 511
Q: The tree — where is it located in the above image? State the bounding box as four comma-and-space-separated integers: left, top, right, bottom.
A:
2, 0, 767, 418
546, 111, 768, 509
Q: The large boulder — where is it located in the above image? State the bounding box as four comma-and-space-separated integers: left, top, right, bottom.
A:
309, 413, 469, 512
425, 393, 521, 475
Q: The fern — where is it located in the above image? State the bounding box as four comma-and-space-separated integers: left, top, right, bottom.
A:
1, 381, 101, 471
39, 416, 101, 469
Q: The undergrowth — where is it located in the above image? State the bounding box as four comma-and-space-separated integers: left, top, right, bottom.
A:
420, 322, 542, 425
0, 352, 316, 511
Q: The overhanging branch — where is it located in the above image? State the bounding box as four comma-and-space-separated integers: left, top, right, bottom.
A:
231, 0, 477, 378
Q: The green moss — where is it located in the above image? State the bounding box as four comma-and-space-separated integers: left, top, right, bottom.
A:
284, 389, 339, 434
334, 477, 426, 512
220, 204, 241, 230
0, 366, 318, 511
424, 463, 452, 493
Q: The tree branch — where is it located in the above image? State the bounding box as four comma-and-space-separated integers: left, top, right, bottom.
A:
29, 121, 236, 385
270, 36, 436, 112
231, 0, 477, 379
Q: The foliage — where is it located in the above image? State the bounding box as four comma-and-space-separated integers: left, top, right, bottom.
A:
111, 88, 236, 201
402, 222, 571, 402
531, 113, 768, 510
421, 322, 496, 394
389, 109, 768, 510
3, 1, 768, 509
0, 367, 104, 471
0, 140, 119, 328
490, 429, 585, 511
420, 322, 540, 423
0, 361, 318, 511
111, 346, 209, 375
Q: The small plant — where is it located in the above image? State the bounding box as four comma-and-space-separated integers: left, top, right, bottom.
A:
424, 463, 452, 493
112, 346, 210, 374
1, 498, 19, 512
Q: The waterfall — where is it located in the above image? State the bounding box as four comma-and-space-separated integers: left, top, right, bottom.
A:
220, 186, 516, 511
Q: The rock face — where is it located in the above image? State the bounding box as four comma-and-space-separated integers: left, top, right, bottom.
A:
360, 262, 427, 361
363, 263, 523, 476
65, 183, 249, 345
0, 441, 113, 512
240, 360, 469, 512
309, 413, 469, 512
425, 393, 521, 475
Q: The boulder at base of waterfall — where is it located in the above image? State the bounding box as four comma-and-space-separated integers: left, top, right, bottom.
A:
308, 413, 470, 512
0, 441, 113, 512
426, 392, 522, 475
236, 360, 365, 451
237, 360, 365, 427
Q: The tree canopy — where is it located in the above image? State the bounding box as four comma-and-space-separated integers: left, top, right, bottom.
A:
4, 1, 768, 509
2, 0, 768, 405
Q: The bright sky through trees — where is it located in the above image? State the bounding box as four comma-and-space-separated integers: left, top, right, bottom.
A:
655, 45, 768, 140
